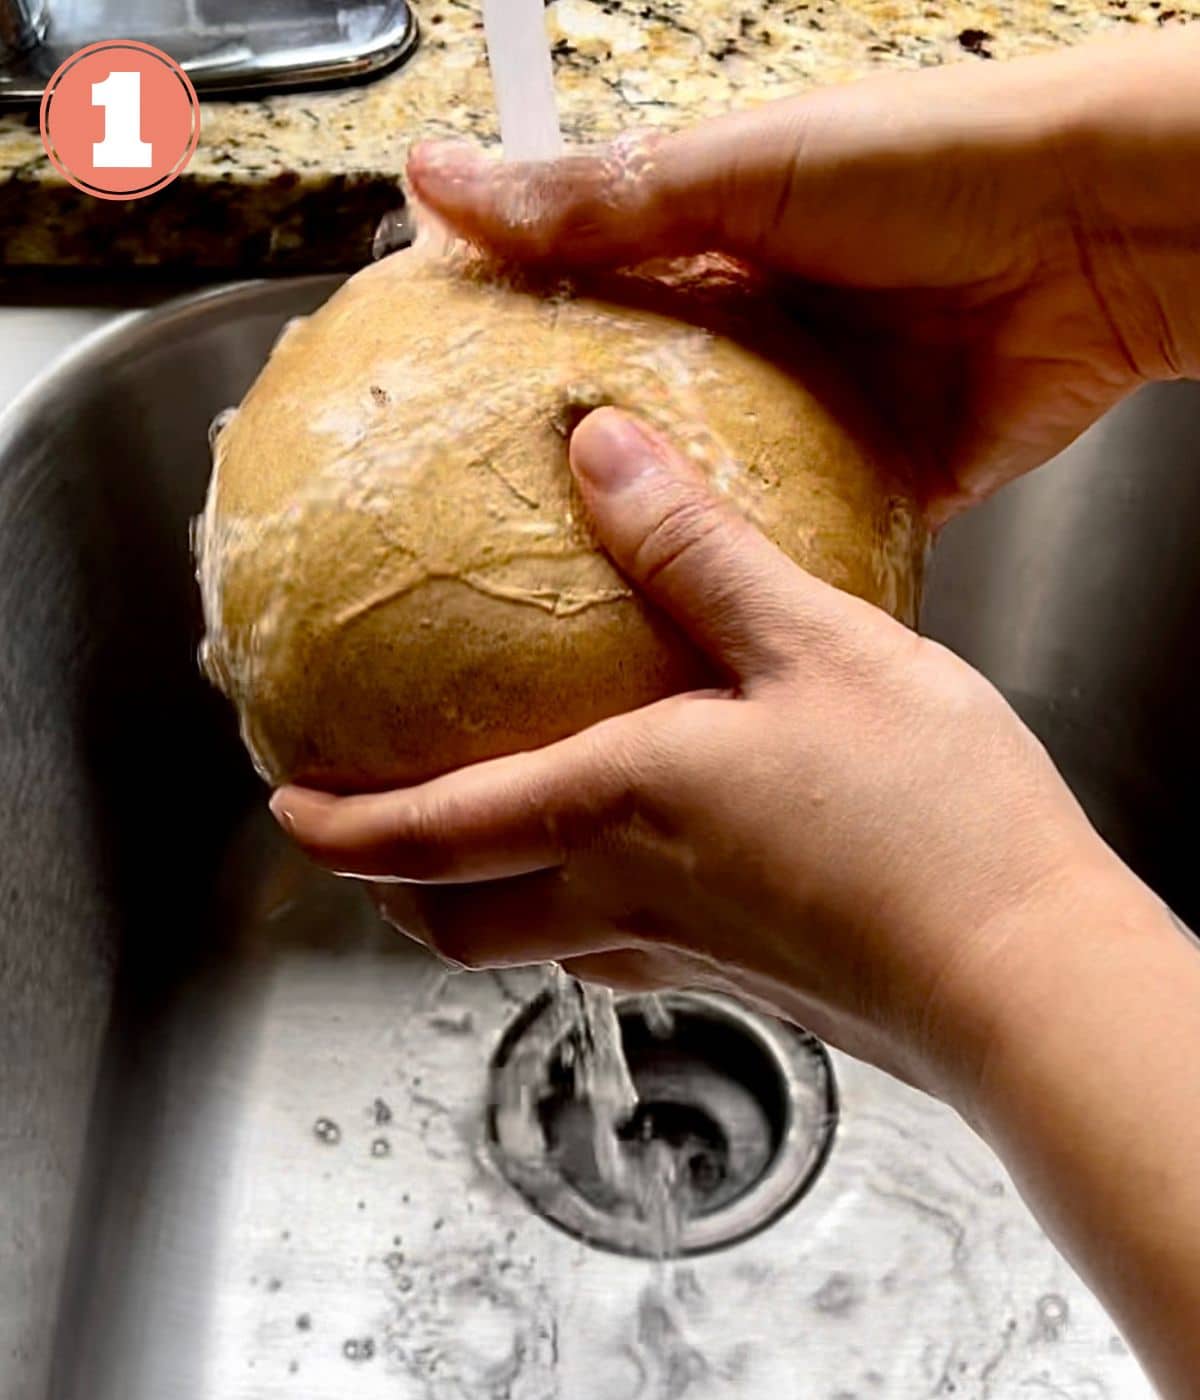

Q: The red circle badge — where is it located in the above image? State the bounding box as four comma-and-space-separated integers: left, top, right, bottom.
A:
40, 41, 200, 201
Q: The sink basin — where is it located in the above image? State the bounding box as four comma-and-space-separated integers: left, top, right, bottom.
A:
4, 278, 1193, 1398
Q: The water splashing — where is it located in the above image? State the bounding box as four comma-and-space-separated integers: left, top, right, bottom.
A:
640, 991, 675, 1039
490, 967, 691, 1258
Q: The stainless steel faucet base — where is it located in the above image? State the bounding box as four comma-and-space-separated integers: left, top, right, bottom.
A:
0, 0, 418, 106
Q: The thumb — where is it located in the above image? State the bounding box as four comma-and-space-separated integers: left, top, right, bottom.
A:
569, 407, 829, 681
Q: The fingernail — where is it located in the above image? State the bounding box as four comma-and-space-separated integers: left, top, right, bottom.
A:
569, 408, 659, 492
268, 790, 295, 834
409, 139, 488, 190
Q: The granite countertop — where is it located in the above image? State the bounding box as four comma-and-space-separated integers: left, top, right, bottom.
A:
0, 0, 1192, 271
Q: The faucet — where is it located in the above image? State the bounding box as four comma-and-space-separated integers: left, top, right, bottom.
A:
0, 0, 418, 105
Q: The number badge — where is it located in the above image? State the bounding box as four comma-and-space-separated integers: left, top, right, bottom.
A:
39, 41, 200, 201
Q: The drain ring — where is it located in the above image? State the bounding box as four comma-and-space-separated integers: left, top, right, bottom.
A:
486, 990, 838, 1258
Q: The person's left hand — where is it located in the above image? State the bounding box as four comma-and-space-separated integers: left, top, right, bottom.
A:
269, 407, 1121, 1106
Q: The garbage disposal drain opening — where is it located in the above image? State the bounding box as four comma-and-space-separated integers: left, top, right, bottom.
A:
487, 989, 838, 1258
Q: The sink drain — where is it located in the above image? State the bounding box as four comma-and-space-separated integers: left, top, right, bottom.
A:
486, 990, 838, 1257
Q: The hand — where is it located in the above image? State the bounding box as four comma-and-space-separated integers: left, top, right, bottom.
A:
270, 407, 1130, 1106
408, 28, 1200, 525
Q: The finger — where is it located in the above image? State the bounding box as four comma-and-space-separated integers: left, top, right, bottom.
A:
270, 742, 598, 882
412, 94, 940, 275
569, 407, 844, 680
409, 53, 1072, 286
407, 121, 752, 267
270, 700, 662, 883
406, 99, 919, 274
373, 869, 632, 969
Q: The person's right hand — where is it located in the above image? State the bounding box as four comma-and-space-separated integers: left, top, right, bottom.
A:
409, 27, 1200, 525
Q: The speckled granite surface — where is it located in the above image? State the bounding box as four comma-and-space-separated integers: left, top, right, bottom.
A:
0, 0, 1193, 270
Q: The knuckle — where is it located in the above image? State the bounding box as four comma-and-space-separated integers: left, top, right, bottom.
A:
585, 721, 664, 810
574, 697, 729, 827
298, 803, 343, 860
553, 155, 625, 242
632, 491, 724, 588
642, 693, 725, 765
383, 800, 458, 881
496, 159, 612, 256
495, 173, 554, 249
546, 724, 643, 833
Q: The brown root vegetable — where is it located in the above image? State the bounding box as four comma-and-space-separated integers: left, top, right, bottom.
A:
195, 246, 925, 791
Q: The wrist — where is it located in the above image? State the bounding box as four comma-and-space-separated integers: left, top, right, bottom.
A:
961, 855, 1191, 1135
927, 842, 1186, 1126
956, 858, 1200, 1394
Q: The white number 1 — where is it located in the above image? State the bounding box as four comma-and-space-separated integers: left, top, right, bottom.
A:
92, 71, 153, 169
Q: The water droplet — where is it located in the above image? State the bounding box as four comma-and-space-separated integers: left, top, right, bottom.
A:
208, 406, 236, 451
385, 1251, 405, 1271
372, 206, 412, 260
641, 993, 675, 1039
313, 1117, 341, 1145
428, 1006, 475, 1034
812, 1272, 859, 1316
271, 316, 305, 354
1036, 1293, 1069, 1340
371, 1137, 391, 1158
343, 1336, 376, 1362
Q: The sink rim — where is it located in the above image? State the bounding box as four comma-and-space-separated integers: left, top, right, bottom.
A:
0, 275, 341, 449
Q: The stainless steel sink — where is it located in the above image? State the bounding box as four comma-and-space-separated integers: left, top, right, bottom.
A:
4, 278, 1193, 1399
